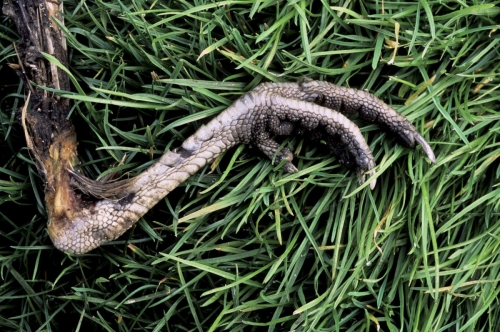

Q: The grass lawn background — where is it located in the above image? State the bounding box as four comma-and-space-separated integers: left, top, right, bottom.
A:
1, 0, 499, 331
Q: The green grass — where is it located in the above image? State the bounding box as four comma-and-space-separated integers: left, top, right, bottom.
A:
1, 0, 500, 331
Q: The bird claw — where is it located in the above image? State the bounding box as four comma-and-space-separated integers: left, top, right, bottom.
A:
251, 79, 435, 188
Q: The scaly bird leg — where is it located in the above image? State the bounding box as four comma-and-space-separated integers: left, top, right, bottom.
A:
58, 79, 434, 254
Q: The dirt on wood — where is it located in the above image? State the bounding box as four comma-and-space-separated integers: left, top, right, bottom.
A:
3, 0, 86, 243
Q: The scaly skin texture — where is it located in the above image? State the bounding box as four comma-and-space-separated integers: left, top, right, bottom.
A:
50, 79, 435, 254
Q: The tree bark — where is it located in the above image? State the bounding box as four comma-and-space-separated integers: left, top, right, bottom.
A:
3, 0, 84, 244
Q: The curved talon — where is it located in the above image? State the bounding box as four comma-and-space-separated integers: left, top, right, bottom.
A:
279, 148, 299, 173
49, 79, 434, 254
367, 168, 377, 190
282, 162, 299, 173
356, 155, 377, 190
415, 132, 436, 163
360, 170, 377, 190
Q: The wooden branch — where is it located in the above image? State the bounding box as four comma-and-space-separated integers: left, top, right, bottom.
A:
3, 0, 84, 245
